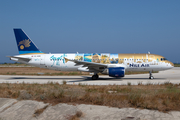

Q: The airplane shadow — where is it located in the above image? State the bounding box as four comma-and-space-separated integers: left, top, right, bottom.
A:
8, 77, 82, 80
7, 76, 166, 83
67, 76, 123, 83
68, 76, 166, 83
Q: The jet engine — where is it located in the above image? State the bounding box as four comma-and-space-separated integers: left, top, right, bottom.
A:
102, 67, 125, 77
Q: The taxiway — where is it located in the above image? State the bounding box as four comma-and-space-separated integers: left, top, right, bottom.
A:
0, 67, 179, 85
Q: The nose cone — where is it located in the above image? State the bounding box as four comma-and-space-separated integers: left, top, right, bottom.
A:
167, 61, 174, 68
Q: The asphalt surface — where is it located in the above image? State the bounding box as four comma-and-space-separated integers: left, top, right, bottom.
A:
0, 67, 179, 85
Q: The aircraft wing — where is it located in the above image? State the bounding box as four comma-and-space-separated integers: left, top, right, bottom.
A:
65, 58, 107, 72
7, 56, 31, 62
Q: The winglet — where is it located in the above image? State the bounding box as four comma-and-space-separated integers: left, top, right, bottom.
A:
64, 57, 69, 63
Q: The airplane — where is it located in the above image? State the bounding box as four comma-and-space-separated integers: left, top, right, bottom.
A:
7, 29, 174, 80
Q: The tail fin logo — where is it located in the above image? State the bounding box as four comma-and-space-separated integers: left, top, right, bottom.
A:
18, 39, 31, 50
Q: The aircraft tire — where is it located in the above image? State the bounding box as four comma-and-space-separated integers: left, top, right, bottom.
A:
92, 74, 99, 80
149, 76, 154, 79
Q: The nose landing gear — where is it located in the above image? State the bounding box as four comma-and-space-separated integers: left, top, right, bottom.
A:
149, 71, 154, 79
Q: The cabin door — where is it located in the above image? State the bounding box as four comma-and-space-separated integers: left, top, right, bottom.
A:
40, 55, 45, 65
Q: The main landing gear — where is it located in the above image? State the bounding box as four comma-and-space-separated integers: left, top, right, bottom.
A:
149, 71, 154, 79
92, 74, 99, 80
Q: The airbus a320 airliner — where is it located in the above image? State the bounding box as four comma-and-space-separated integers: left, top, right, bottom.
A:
7, 29, 174, 80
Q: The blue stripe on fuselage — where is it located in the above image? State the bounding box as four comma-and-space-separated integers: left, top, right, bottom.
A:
19, 51, 44, 54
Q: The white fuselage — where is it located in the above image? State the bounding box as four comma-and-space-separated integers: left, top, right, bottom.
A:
12, 53, 174, 74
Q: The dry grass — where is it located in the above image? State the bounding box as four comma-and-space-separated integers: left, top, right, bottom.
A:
174, 64, 180, 67
0, 82, 180, 112
0, 67, 89, 76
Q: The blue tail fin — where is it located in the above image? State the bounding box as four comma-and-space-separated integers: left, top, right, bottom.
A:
14, 29, 44, 55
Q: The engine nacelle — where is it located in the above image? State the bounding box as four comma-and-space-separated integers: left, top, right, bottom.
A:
108, 67, 125, 77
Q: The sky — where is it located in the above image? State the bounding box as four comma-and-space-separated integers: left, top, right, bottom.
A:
0, 0, 180, 63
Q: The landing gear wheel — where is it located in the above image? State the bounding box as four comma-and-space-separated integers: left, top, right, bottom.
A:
92, 74, 99, 80
149, 76, 154, 79
149, 71, 154, 80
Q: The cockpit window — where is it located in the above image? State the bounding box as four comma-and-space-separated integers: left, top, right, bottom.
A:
161, 58, 167, 61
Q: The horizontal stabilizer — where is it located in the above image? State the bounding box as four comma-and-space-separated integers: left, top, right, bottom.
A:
7, 56, 31, 62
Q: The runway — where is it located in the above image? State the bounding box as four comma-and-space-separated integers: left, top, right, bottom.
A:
0, 67, 179, 85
